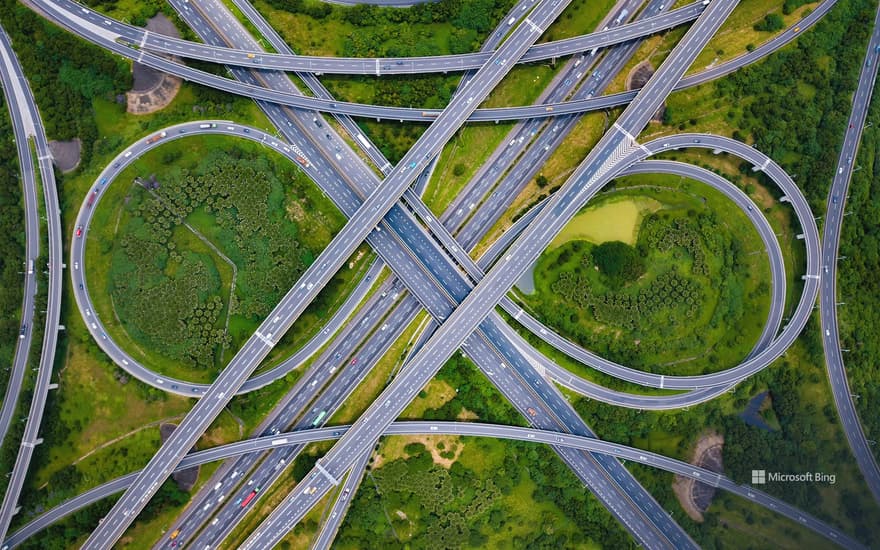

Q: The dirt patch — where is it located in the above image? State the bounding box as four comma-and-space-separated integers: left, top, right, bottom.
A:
160, 423, 199, 491
286, 199, 307, 224
48, 138, 81, 173
373, 434, 463, 470
128, 14, 181, 114
456, 407, 479, 421
673, 432, 724, 522
627, 61, 665, 122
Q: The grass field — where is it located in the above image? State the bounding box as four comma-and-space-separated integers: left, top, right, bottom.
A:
549, 195, 662, 247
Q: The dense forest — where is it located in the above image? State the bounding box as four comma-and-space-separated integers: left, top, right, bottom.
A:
111, 151, 318, 370
0, 95, 25, 402
0, 0, 131, 168
717, 0, 874, 211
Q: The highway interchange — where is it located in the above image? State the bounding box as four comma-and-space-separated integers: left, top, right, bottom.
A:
0, 0, 877, 547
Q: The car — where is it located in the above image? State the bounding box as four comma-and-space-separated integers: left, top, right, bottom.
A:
19, 325, 26, 339
693, 138, 701, 143
74, 261, 79, 270
342, 488, 351, 498
78, 283, 83, 290
350, 357, 358, 365
243, 128, 250, 133
824, 265, 829, 273
832, 195, 839, 204
76, 225, 84, 238
826, 329, 831, 336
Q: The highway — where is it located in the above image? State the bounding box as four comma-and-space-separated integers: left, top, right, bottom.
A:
70, 124, 800, 403
0, 0, 864, 544
310, 451, 369, 549
0, 29, 40, 447
150, 3, 703, 545
2, 422, 863, 549
0, 25, 64, 544
156, 2, 696, 547
159, 2, 708, 545
83, 0, 577, 543
819, 0, 880, 504
65, 0, 704, 74
30, 0, 837, 122
65, 15, 812, 548
239, 1, 743, 545
69, 1, 820, 544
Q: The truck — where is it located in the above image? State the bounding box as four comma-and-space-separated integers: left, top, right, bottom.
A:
421, 111, 439, 118
356, 133, 372, 150
241, 491, 257, 507
27, 259, 33, 275
145, 131, 167, 144
613, 8, 629, 24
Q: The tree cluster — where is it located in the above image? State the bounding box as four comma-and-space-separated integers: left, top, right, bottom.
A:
109, 152, 312, 370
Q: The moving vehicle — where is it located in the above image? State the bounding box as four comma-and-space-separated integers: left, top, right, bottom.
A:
241, 491, 257, 507
312, 410, 327, 426
145, 131, 167, 144
169, 529, 181, 540
76, 225, 83, 238
356, 133, 372, 149
19, 325, 26, 339
86, 190, 98, 208
527, 407, 537, 417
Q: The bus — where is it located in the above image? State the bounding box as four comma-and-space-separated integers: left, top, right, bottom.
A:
312, 410, 327, 426
241, 491, 257, 508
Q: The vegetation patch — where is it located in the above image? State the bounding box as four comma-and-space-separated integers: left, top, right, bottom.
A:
95, 145, 342, 375
0, 94, 24, 402
338, 358, 627, 549
525, 186, 768, 375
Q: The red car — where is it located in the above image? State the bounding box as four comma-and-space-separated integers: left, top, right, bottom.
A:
350, 357, 358, 365
75, 225, 83, 238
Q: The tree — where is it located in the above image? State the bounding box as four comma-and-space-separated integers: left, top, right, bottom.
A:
590, 241, 645, 287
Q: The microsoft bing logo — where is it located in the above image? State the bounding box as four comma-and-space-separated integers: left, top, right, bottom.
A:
751, 470, 766, 484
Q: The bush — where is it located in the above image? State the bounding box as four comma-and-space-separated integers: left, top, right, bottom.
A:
753, 13, 784, 32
